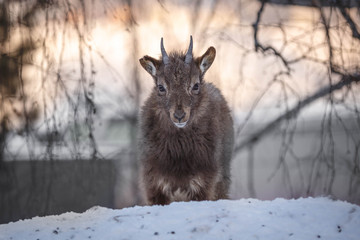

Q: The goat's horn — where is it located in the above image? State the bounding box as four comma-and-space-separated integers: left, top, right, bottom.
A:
161, 37, 169, 65
184, 35, 193, 64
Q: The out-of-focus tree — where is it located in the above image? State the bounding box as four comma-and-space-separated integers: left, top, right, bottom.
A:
232, 0, 360, 202
0, 1, 39, 161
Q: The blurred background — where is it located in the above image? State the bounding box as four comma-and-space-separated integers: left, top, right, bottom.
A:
0, 0, 359, 224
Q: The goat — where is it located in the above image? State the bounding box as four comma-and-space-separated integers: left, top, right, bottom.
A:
138, 36, 234, 205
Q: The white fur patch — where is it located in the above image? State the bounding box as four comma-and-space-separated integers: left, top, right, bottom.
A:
157, 178, 171, 194
173, 121, 188, 128
189, 177, 203, 194
147, 61, 156, 76
156, 175, 207, 202
200, 56, 209, 73
172, 188, 189, 202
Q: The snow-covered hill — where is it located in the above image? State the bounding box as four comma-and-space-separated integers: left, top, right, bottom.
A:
1, 198, 359, 240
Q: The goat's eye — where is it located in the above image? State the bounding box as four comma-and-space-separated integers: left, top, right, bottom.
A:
158, 84, 166, 93
192, 83, 199, 91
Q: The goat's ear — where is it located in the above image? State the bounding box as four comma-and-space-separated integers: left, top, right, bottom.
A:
139, 56, 161, 77
196, 47, 216, 75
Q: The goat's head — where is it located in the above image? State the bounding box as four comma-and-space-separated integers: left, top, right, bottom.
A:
139, 36, 216, 128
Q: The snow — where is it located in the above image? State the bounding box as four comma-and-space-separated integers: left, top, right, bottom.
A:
1, 198, 359, 240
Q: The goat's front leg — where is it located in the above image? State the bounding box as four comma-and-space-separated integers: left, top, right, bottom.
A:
189, 180, 217, 201
147, 187, 170, 205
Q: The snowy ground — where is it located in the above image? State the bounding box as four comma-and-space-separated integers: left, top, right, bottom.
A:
1, 198, 359, 240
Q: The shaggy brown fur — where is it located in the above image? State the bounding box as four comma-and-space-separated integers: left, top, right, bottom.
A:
138, 37, 234, 205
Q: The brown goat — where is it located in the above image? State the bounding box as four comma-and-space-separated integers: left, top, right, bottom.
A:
138, 36, 234, 205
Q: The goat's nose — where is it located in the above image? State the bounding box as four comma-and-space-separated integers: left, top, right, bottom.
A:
174, 109, 185, 122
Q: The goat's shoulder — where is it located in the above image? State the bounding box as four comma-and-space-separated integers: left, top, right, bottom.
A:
203, 83, 231, 117
203, 83, 228, 106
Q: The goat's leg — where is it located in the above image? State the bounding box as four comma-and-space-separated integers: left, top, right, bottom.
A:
147, 189, 170, 205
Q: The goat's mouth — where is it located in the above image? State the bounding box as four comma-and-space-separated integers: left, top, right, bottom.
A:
173, 121, 188, 128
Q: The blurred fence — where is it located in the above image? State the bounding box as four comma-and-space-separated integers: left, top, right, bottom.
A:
0, 160, 116, 224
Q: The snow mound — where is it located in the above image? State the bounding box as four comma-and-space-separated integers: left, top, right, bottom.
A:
1, 198, 359, 240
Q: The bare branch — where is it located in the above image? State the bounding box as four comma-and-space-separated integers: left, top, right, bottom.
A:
234, 73, 360, 153
336, 0, 360, 40
252, 0, 291, 72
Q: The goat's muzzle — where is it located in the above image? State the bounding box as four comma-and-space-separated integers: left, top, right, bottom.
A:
169, 106, 190, 128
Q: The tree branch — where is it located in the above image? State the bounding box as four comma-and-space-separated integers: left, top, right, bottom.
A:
336, 0, 360, 40
234, 73, 360, 153
252, 0, 291, 72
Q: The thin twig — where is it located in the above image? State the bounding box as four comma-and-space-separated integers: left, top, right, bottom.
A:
234, 73, 360, 153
